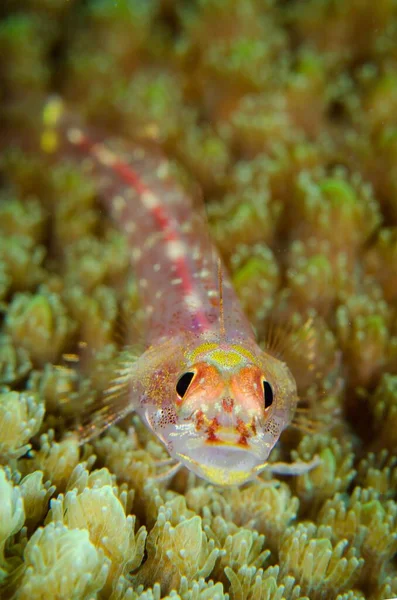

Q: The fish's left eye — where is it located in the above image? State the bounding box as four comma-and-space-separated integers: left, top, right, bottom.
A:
262, 379, 273, 409
176, 371, 195, 399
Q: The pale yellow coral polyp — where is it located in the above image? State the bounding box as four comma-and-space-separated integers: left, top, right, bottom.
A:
49, 485, 146, 574
134, 509, 220, 592
0, 468, 25, 566
0, 390, 44, 458
17, 522, 109, 600
19, 472, 55, 532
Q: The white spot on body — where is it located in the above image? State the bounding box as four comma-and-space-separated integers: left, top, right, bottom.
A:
171, 278, 183, 285
93, 144, 117, 166
156, 161, 170, 179
207, 290, 218, 298
192, 247, 202, 261
167, 241, 185, 260
67, 127, 84, 145
184, 292, 202, 309
155, 291, 163, 299
112, 195, 126, 214
153, 263, 161, 272
139, 278, 148, 288
131, 248, 142, 261
145, 234, 159, 250
194, 268, 210, 279
125, 221, 136, 234
142, 191, 159, 209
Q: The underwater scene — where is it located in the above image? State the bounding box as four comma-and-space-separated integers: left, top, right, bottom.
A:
1, 0, 397, 598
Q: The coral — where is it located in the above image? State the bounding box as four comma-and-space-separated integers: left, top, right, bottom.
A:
0, 196, 47, 243
5, 289, 77, 367
0, 235, 47, 292
279, 523, 364, 600
364, 227, 397, 303
230, 243, 280, 327
288, 0, 393, 66
48, 484, 146, 591
132, 507, 220, 593
173, 124, 231, 191
19, 472, 55, 533
22, 432, 80, 492
0, 390, 44, 459
0, 13, 52, 128
205, 516, 270, 586
63, 284, 118, 348
370, 373, 397, 450
207, 166, 282, 257
335, 293, 397, 389
319, 487, 397, 589
217, 92, 302, 156
290, 434, 356, 516
16, 522, 109, 600
27, 362, 94, 418
48, 163, 98, 248
356, 450, 397, 500
186, 480, 299, 556
0, 334, 32, 386
0, 467, 25, 569
287, 171, 382, 257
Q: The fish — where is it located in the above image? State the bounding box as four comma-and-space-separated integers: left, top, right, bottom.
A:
41, 97, 319, 486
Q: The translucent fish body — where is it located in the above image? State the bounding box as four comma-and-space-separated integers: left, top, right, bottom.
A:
42, 99, 310, 486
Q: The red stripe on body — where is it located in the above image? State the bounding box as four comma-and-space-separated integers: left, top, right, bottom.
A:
70, 131, 212, 332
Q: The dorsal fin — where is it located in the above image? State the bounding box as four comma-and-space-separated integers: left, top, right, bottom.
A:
218, 257, 226, 341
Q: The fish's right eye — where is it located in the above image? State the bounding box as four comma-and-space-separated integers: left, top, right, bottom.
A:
176, 371, 195, 399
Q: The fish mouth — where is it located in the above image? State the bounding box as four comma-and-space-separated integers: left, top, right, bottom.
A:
176, 442, 264, 486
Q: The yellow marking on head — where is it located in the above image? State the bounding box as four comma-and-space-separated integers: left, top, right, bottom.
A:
209, 348, 245, 368
189, 343, 256, 369
231, 344, 256, 363
189, 342, 218, 361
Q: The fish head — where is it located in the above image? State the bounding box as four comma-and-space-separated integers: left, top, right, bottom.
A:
146, 339, 298, 486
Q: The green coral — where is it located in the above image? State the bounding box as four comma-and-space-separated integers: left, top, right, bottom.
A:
0, 196, 46, 243
279, 523, 364, 600
231, 244, 280, 327
291, 434, 356, 516
0, 235, 47, 293
319, 488, 397, 589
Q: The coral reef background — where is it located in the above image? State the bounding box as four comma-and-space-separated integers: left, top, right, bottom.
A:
1, 0, 397, 598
